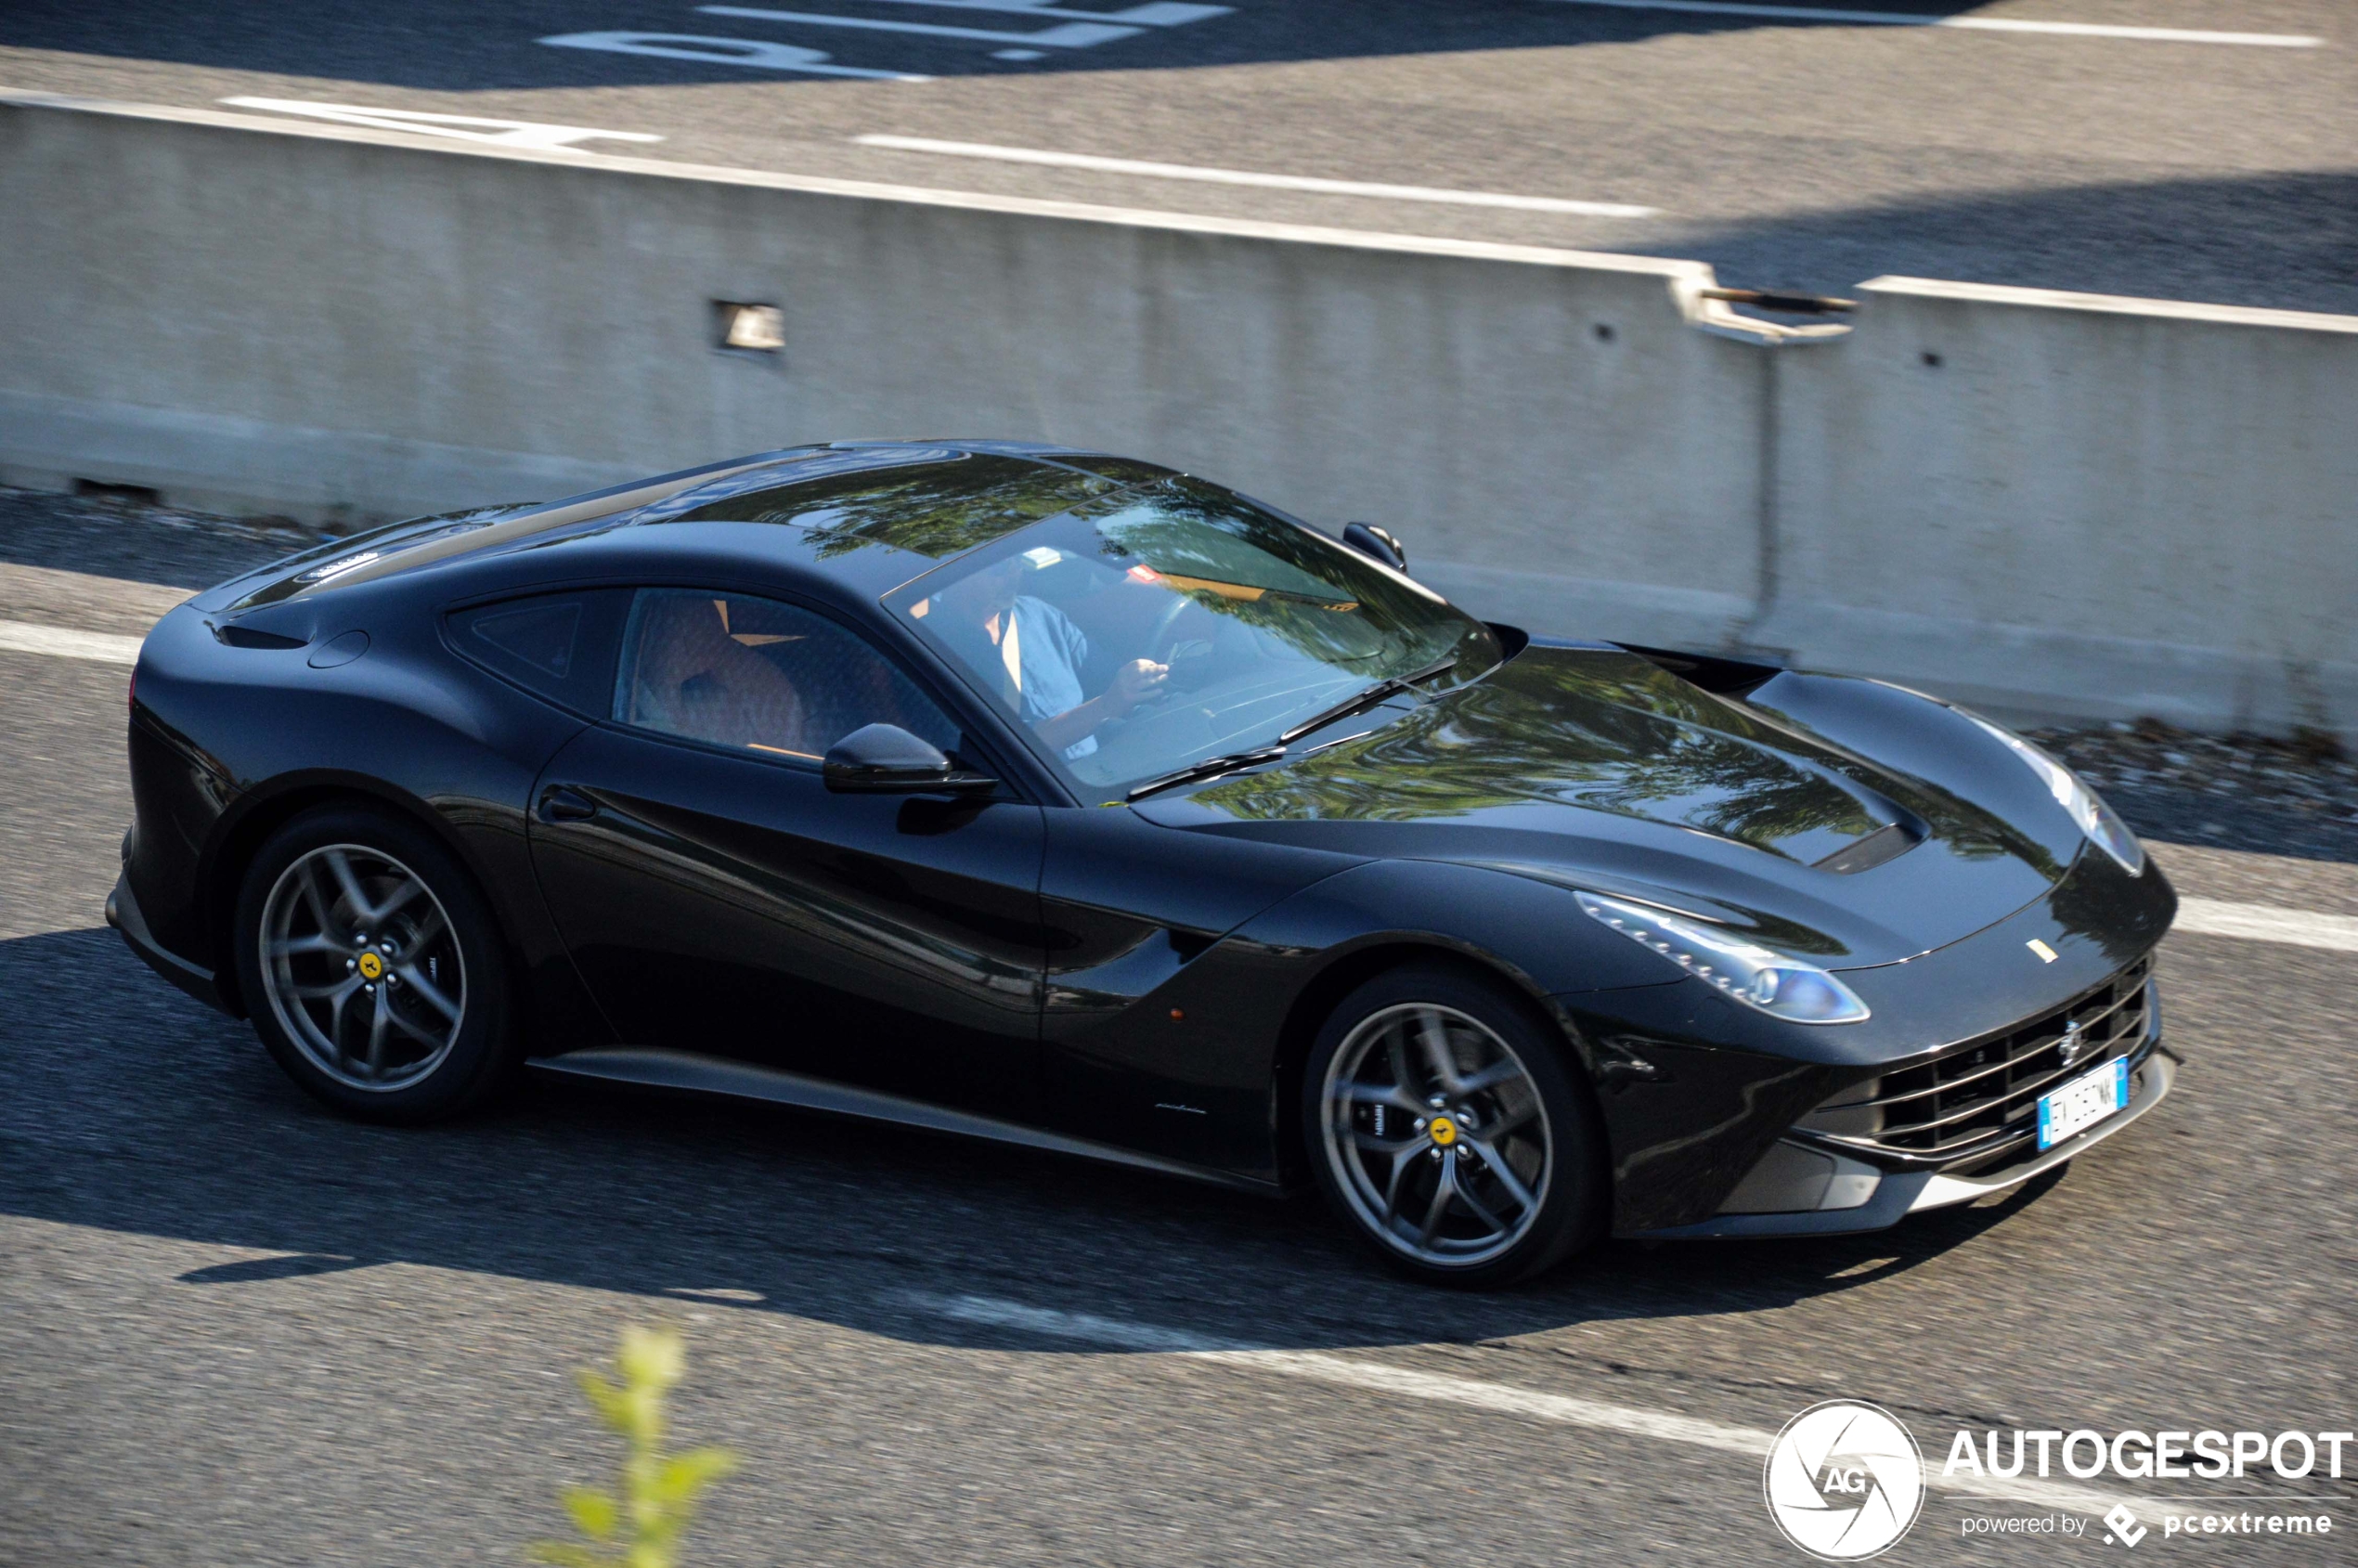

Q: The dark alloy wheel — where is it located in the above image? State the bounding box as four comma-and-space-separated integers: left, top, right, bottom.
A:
233, 804, 514, 1122
1303, 963, 1606, 1288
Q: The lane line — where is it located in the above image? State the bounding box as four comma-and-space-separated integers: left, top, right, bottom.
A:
0, 620, 141, 664
2173, 896, 2358, 952
697, 6, 1145, 47
219, 97, 662, 153
910, 1292, 2132, 1516
833, 0, 1231, 21
852, 136, 1662, 216
1546, 0, 2323, 47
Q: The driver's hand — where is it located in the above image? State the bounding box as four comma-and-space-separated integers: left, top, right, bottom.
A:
1110, 657, 1170, 709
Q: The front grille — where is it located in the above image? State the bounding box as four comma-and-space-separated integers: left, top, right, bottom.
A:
1795, 956, 2154, 1166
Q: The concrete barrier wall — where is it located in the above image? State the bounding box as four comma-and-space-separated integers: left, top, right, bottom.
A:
0, 93, 1771, 657
1770, 279, 2358, 734
4, 93, 2354, 736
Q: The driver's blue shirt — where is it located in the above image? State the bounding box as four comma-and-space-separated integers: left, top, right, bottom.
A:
1000, 595, 1097, 759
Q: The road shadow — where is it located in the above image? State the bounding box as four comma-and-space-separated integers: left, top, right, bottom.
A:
5, 923, 2072, 1360
0, 1, 2042, 91
1660, 169, 2358, 318
6, 8, 2350, 306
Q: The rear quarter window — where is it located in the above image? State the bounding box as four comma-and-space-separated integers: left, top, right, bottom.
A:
445, 589, 629, 715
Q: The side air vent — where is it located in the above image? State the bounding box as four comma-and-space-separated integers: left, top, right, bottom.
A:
1615, 642, 1782, 698
214, 623, 309, 650
1813, 820, 1924, 875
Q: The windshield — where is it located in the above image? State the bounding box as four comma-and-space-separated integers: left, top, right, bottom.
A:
886, 478, 1503, 800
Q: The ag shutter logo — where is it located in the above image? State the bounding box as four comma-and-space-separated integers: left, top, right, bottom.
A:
1765, 1400, 1927, 1560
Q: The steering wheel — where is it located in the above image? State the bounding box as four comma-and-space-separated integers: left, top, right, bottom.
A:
1145, 592, 1194, 665
1109, 592, 1204, 714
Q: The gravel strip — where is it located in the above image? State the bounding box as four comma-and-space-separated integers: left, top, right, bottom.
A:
0, 485, 314, 589
2032, 722, 2358, 864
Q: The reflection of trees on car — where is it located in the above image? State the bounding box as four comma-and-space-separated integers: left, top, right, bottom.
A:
1094, 488, 1469, 676
1138, 567, 1393, 673
691, 464, 1480, 693
1198, 653, 2055, 875
680, 456, 1116, 561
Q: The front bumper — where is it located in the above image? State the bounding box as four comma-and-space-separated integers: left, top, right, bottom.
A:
108, 868, 237, 1015
1629, 1043, 2176, 1240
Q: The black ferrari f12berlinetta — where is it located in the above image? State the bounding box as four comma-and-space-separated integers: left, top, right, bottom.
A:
111, 441, 2176, 1286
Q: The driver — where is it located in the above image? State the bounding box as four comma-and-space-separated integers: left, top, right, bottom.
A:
937, 550, 1168, 759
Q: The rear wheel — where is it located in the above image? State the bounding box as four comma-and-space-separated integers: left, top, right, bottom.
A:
1303, 964, 1605, 1288
233, 805, 513, 1122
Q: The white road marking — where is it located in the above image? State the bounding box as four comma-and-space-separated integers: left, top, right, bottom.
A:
1547, 0, 2323, 47
911, 1291, 2132, 1517
0, 621, 142, 665
218, 98, 663, 153
2174, 897, 2358, 953
698, 6, 1145, 48
852, 135, 1662, 217
538, 32, 933, 79
838, 0, 1231, 20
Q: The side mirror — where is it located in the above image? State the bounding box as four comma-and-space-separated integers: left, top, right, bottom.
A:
823, 723, 998, 795
1342, 522, 1407, 572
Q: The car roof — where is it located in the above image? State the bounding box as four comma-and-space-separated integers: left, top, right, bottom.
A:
213, 441, 1180, 613
590, 442, 1167, 598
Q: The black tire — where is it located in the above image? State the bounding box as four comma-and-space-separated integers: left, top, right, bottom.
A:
1302, 962, 1606, 1289
233, 803, 514, 1122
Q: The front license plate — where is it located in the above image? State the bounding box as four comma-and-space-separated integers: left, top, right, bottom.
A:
2038, 1058, 2130, 1150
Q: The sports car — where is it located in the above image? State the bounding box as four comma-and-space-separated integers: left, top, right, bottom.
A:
110, 440, 2178, 1286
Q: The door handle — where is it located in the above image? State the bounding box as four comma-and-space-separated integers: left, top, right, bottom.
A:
538, 786, 599, 823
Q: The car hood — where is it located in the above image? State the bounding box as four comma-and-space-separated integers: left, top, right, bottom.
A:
1129, 644, 2073, 966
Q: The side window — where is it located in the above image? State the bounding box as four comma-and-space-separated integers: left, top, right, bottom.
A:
613, 589, 964, 763
446, 590, 628, 715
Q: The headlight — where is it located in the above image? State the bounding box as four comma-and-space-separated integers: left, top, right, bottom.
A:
1959, 712, 2144, 876
1574, 891, 1871, 1025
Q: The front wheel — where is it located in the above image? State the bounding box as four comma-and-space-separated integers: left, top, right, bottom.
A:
1303, 964, 1606, 1288
233, 804, 514, 1122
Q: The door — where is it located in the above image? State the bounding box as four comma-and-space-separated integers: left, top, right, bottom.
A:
1038, 804, 1360, 1174
527, 587, 1047, 1119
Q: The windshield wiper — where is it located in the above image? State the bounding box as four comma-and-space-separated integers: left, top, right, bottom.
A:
1125, 657, 1458, 803
1277, 656, 1458, 746
1127, 745, 1289, 802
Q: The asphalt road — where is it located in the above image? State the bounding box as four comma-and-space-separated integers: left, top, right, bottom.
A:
1, 495, 2352, 1565
3, 2, 2354, 315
